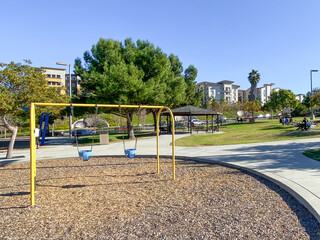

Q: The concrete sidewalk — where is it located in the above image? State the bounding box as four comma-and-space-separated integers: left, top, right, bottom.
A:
1, 134, 320, 223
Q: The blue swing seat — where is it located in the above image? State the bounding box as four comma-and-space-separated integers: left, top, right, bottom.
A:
125, 149, 136, 159
79, 150, 92, 161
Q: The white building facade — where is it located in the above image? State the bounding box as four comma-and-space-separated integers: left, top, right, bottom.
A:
295, 94, 304, 103
196, 80, 240, 104
238, 83, 275, 105
36, 67, 66, 88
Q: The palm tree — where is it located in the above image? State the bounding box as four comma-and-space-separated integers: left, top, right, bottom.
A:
248, 69, 260, 101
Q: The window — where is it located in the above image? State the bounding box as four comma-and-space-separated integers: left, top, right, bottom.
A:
47, 74, 51, 78
72, 83, 76, 87
52, 74, 56, 78
72, 76, 76, 80
57, 75, 61, 78
66, 76, 70, 80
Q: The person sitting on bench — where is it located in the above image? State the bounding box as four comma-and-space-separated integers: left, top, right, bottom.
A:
297, 117, 309, 130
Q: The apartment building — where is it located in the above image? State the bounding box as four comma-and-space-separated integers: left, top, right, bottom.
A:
35, 67, 66, 95
36, 67, 66, 87
196, 80, 240, 104
35, 67, 82, 95
65, 74, 81, 94
238, 83, 275, 105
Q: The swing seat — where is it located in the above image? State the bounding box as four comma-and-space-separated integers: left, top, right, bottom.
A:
125, 149, 136, 159
79, 150, 92, 161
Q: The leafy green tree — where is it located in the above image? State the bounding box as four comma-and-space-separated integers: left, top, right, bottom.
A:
75, 38, 188, 138
261, 101, 273, 119
169, 54, 183, 77
207, 97, 231, 116
248, 69, 260, 101
302, 92, 311, 109
307, 88, 320, 116
292, 103, 308, 117
184, 65, 203, 106
0, 61, 69, 158
310, 89, 320, 113
243, 100, 261, 123
268, 89, 299, 119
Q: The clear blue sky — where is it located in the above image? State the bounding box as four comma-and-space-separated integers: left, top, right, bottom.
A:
2, 0, 320, 95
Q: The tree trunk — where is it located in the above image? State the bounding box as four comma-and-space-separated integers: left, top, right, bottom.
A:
249, 109, 255, 123
2, 115, 18, 159
126, 111, 135, 140
250, 85, 256, 101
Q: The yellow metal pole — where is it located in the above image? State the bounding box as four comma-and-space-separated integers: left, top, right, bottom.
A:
156, 108, 164, 174
165, 107, 176, 180
30, 103, 36, 206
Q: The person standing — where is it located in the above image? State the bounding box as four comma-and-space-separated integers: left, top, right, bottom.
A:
35, 126, 40, 149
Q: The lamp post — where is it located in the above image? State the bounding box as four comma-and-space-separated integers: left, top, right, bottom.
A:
57, 62, 72, 138
310, 70, 318, 120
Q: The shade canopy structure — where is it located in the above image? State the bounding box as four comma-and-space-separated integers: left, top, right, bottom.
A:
161, 105, 221, 117
161, 105, 222, 134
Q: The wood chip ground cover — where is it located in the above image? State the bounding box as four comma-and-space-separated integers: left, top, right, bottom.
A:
0, 157, 319, 239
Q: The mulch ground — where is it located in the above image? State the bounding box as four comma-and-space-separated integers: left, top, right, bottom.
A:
0, 157, 319, 239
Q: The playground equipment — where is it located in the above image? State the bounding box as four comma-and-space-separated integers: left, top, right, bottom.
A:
39, 113, 50, 146
236, 111, 245, 117
119, 105, 142, 159
71, 104, 98, 161
29, 102, 175, 206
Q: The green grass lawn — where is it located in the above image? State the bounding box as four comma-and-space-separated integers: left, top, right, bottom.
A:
175, 119, 320, 147
303, 149, 320, 162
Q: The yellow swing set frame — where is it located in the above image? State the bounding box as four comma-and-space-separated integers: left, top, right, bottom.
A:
29, 102, 175, 206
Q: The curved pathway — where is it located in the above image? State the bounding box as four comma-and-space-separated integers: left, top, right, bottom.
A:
1, 134, 320, 223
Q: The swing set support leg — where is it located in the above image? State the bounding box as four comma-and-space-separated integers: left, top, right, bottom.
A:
30, 103, 36, 206
156, 109, 161, 174
156, 107, 175, 180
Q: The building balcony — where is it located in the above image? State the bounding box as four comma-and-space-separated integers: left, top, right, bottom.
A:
45, 77, 63, 83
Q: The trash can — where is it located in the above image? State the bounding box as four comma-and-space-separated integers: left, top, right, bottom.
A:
99, 132, 109, 145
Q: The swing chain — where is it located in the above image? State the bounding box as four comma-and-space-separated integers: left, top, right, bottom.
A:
71, 104, 80, 154
134, 105, 141, 150
91, 104, 98, 151
119, 105, 126, 154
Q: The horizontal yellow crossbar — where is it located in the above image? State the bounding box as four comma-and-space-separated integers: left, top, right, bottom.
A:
34, 103, 166, 109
